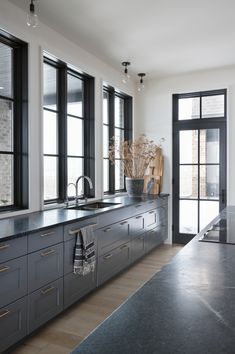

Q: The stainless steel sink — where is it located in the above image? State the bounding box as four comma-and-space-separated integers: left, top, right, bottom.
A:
67, 202, 121, 211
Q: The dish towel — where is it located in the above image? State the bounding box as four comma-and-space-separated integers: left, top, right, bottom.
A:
73, 225, 96, 276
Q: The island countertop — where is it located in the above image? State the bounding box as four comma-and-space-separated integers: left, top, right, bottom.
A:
72, 206, 235, 354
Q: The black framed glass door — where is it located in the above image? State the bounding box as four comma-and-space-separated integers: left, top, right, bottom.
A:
173, 90, 227, 244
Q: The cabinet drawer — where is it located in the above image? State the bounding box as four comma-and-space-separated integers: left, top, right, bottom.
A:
131, 234, 145, 263
145, 225, 164, 252
28, 226, 63, 253
97, 220, 130, 256
0, 236, 27, 264
145, 209, 157, 227
64, 217, 98, 241
0, 256, 27, 308
97, 242, 131, 286
129, 214, 144, 238
64, 271, 96, 309
28, 243, 63, 293
0, 297, 27, 353
28, 278, 63, 333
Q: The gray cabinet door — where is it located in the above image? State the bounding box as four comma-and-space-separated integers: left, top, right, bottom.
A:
145, 225, 164, 252
145, 210, 157, 228
129, 214, 144, 238
28, 243, 63, 293
28, 226, 63, 253
131, 234, 145, 263
0, 256, 27, 308
0, 236, 27, 263
28, 278, 63, 333
97, 220, 130, 256
0, 297, 27, 353
97, 242, 131, 286
64, 271, 96, 309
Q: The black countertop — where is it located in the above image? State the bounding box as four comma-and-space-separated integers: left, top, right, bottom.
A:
0, 194, 169, 241
72, 206, 235, 354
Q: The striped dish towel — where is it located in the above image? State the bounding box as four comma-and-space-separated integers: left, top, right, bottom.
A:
73, 225, 96, 276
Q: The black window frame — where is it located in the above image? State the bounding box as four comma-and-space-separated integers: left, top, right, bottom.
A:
103, 86, 132, 195
0, 29, 28, 212
43, 55, 95, 204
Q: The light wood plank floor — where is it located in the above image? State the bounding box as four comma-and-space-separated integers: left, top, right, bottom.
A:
11, 244, 182, 354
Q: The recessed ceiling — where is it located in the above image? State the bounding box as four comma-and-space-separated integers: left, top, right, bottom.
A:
8, 0, 235, 79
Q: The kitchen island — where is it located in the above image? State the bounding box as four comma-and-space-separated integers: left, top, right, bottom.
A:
72, 206, 235, 354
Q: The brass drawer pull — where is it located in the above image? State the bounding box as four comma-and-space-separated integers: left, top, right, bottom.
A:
0, 309, 10, 319
136, 215, 143, 219
69, 223, 98, 235
0, 244, 10, 251
40, 231, 55, 237
0, 266, 10, 273
148, 201, 154, 204
103, 253, 112, 260
135, 204, 142, 208
149, 230, 155, 234
120, 245, 128, 250
40, 249, 56, 257
149, 211, 155, 214
41, 285, 55, 295
103, 227, 112, 233
120, 221, 128, 225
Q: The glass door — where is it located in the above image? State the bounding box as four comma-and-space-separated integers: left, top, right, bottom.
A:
173, 90, 226, 244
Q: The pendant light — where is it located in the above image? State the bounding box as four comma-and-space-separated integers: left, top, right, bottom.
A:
137, 73, 146, 92
27, 0, 38, 28
121, 61, 131, 84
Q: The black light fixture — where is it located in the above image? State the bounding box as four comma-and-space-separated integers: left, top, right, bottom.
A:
121, 61, 131, 84
27, 0, 38, 28
137, 73, 146, 92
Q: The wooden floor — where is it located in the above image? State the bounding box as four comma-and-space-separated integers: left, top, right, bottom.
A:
11, 244, 182, 354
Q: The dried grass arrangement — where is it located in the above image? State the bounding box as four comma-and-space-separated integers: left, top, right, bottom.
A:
109, 134, 163, 178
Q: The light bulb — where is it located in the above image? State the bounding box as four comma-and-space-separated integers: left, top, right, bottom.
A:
27, 1, 38, 28
122, 73, 130, 84
137, 83, 145, 92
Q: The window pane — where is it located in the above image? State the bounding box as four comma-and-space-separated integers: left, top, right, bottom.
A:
44, 156, 58, 200
103, 125, 109, 158
200, 201, 219, 231
115, 159, 124, 190
115, 96, 124, 128
202, 95, 224, 118
67, 157, 83, 188
0, 43, 12, 98
115, 128, 124, 159
178, 97, 200, 120
200, 129, 219, 164
0, 154, 13, 206
0, 99, 13, 152
180, 165, 198, 199
103, 159, 109, 192
103, 91, 109, 124
180, 200, 198, 234
200, 165, 219, 200
180, 130, 198, 164
67, 117, 83, 156
43, 63, 58, 110
43, 110, 58, 154
67, 74, 83, 117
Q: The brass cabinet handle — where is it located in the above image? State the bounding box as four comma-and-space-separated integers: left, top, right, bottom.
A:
149, 211, 155, 214
0, 244, 10, 251
0, 309, 10, 319
120, 244, 128, 250
120, 221, 128, 225
40, 231, 55, 238
148, 201, 154, 204
136, 215, 143, 219
40, 285, 55, 295
40, 249, 56, 257
135, 204, 142, 208
103, 227, 112, 233
69, 223, 98, 235
0, 266, 10, 273
103, 253, 112, 260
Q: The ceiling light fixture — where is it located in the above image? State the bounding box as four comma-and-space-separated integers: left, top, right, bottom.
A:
121, 61, 131, 84
137, 73, 146, 92
27, 0, 38, 28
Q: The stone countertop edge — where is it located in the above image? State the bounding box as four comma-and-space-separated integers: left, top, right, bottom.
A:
0, 194, 169, 241
71, 206, 235, 354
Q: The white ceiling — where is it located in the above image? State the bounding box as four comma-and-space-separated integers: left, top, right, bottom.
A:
8, 0, 235, 79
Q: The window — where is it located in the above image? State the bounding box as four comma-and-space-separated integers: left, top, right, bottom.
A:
103, 87, 132, 194
43, 55, 95, 203
0, 30, 28, 211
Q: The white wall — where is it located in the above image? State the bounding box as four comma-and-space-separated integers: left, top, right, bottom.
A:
0, 1, 136, 218
135, 66, 235, 243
